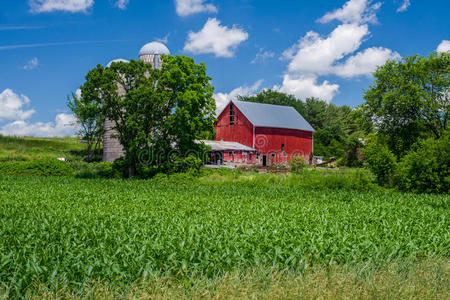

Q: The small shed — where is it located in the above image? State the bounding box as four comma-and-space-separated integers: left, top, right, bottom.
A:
197, 140, 256, 165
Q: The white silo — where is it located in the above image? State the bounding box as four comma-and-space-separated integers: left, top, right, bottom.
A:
102, 42, 170, 162
103, 58, 129, 162
138, 42, 170, 69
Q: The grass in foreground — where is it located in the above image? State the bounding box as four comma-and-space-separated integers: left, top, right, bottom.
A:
0, 175, 448, 298
3, 259, 448, 299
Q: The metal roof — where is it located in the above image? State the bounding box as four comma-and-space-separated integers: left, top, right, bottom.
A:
220, 100, 315, 132
197, 140, 255, 151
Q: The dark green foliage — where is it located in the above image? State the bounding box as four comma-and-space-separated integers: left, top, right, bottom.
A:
0, 175, 448, 295
395, 133, 450, 193
0, 158, 73, 176
73, 56, 216, 177
111, 157, 131, 178
288, 156, 307, 174
362, 141, 397, 187
341, 134, 363, 167
166, 154, 203, 175
102, 56, 215, 177
363, 52, 450, 157
313, 125, 347, 159
74, 162, 119, 179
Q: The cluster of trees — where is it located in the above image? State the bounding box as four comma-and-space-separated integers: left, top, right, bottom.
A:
240, 52, 449, 193
361, 52, 449, 193
68, 55, 216, 177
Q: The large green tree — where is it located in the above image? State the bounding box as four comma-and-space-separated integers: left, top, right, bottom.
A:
71, 55, 216, 177
363, 52, 449, 156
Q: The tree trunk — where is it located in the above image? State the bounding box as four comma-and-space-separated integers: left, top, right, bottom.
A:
128, 163, 136, 178
86, 143, 93, 162
97, 134, 102, 155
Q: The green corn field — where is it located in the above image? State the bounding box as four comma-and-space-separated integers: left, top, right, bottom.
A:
0, 174, 449, 297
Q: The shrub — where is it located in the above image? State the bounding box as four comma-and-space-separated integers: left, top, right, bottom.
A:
341, 134, 363, 167
166, 155, 203, 176
74, 162, 119, 179
112, 158, 130, 178
395, 134, 450, 194
288, 156, 307, 174
362, 142, 397, 187
0, 158, 73, 177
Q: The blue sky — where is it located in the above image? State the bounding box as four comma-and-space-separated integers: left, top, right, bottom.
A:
0, 0, 449, 136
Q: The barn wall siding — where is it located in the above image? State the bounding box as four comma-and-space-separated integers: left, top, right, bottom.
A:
255, 127, 313, 163
215, 103, 254, 148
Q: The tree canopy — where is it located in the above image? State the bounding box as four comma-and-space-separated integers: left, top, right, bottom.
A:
69, 55, 216, 177
363, 52, 449, 156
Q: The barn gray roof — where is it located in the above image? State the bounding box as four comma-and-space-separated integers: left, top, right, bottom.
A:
222, 100, 315, 132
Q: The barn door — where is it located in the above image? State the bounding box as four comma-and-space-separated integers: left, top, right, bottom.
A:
262, 155, 267, 166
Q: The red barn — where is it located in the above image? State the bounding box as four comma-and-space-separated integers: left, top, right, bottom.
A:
214, 100, 315, 166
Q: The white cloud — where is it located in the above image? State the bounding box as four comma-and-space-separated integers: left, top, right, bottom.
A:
184, 18, 248, 57
29, 0, 94, 13
0, 89, 78, 137
437, 40, 450, 53
274, 75, 339, 103
285, 23, 370, 75
251, 48, 276, 64
333, 47, 401, 78
276, 0, 399, 102
214, 80, 263, 112
0, 113, 77, 137
22, 57, 39, 70
317, 0, 382, 25
0, 89, 35, 121
397, 0, 410, 13
175, 0, 217, 17
115, 0, 129, 10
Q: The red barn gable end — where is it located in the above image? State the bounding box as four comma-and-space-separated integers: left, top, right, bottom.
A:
214, 100, 314, 165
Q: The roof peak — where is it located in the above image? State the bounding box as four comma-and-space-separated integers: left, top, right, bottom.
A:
232, 99, 297, 110
218, 99, 315, 132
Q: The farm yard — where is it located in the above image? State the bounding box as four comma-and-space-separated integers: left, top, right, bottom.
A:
0, 172, 449, 298
1, 0, 449, 298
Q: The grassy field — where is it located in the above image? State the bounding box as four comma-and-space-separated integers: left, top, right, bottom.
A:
0, 174, 449, 299
0, 136, 86, 162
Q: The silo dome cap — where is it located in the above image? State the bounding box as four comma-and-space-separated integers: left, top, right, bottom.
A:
106, 58, 129, 67
139, 42, 170, 56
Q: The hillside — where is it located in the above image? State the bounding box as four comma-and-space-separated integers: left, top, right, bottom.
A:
0, 136, 87, 162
